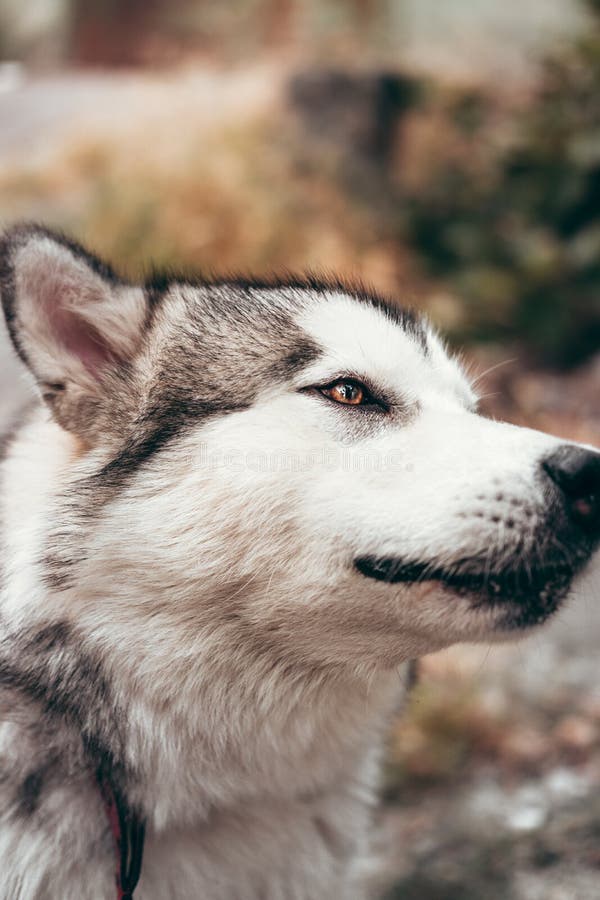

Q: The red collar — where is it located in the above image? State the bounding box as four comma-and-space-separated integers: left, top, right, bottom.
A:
98, 773, 146, 900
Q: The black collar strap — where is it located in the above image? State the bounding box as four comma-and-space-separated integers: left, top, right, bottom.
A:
98, 773, 146, 900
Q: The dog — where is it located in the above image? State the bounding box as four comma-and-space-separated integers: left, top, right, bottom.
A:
0, 223, 599, 900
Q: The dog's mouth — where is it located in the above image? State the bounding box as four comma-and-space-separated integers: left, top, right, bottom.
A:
354, 554, 581, 628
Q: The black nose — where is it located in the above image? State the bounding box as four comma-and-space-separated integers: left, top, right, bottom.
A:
542, 446, 600, 534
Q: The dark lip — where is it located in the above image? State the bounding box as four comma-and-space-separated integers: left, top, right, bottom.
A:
354, 554, 579, 626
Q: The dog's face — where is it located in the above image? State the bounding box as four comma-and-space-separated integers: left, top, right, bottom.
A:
2, 226, 600, 670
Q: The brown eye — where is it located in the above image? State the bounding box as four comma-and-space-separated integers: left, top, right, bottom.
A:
321, 380, 366, 406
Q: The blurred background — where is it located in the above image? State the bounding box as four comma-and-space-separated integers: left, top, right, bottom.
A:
1, 1, 600, 897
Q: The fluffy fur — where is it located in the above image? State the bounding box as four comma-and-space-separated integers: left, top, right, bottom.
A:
0, 224, 598, 899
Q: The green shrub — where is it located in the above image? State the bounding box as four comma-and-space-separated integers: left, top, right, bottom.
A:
404, 0, 600, 368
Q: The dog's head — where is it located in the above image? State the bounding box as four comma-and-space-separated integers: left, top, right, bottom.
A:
1, 225, 599, 669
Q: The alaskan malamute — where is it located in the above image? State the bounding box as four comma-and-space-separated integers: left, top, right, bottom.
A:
0, 224, 598, 899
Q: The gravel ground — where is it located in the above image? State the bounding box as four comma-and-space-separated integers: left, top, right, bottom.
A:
380, 767, 600, 899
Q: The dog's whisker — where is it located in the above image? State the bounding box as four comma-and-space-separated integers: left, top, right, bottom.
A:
470, 357, 518, 389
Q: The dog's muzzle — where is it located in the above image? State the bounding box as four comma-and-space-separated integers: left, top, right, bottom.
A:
355, 445, 600, 628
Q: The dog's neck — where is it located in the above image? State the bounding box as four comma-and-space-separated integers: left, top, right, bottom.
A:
125, 652, 400, 830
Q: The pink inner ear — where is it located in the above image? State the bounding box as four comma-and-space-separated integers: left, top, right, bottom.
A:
48, 299, 116, 378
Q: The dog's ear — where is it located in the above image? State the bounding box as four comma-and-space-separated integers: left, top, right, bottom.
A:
0, 224, 149, 436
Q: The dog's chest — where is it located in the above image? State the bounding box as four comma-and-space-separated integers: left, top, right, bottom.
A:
129, 677, 404, 899
136, 787, 374, 900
